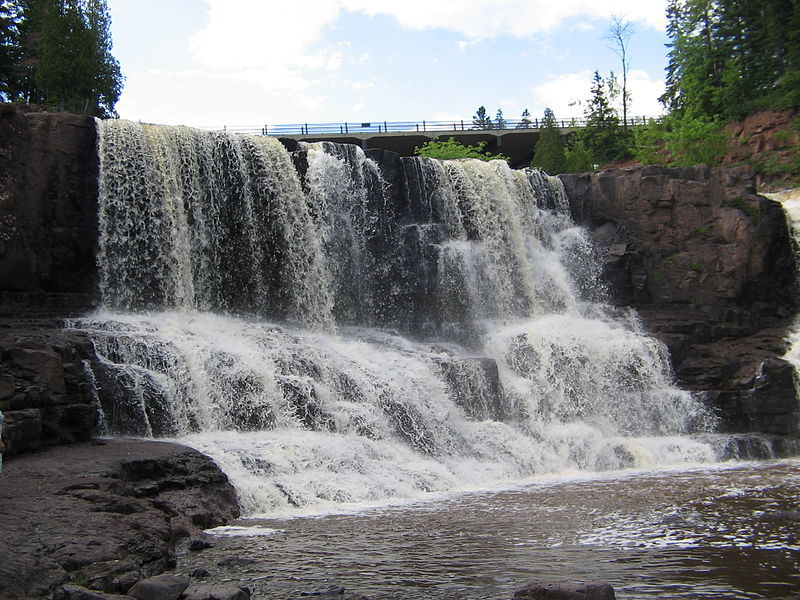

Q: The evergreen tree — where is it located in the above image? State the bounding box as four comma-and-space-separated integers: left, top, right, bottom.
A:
516, 108, 532, 129
495, 108, 506, 129
564, 138, 595, 173
0, 1, 21, 100
472, 105, 493, 129
9, 0, 122, 116
530, 107, 566, 174
579, 70, 629, 165
661, 0, 800, 121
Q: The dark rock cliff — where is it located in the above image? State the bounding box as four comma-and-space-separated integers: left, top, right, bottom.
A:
560, 165, 800, 439
0, 104, 99, 317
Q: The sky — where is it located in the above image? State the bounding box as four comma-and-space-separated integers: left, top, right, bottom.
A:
106, 0, 671, 129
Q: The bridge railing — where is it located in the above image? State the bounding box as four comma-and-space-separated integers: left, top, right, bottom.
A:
205, 116, 661, 137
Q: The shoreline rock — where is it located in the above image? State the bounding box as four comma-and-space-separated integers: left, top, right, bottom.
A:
0, 439, 239, 599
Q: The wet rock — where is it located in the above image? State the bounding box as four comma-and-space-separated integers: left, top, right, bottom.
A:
188, 538, 215, 552
127, 574, 190, 600
189, 568, 209, 579
216, 556, 256, 568
296, 586, 371, 599
180, 584, 251, 600
0, 440, 239, 599
513, 581, 616, 600
52, 584, 134, 600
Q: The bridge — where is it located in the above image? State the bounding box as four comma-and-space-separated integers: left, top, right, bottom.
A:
212, 116, 657, 169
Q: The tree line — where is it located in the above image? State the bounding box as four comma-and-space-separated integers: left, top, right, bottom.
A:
424, 2, 799, 173
0, 0, 122, 117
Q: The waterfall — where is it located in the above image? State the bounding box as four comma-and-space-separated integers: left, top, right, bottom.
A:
765, 189, 800, 375
74, 120, 719, 517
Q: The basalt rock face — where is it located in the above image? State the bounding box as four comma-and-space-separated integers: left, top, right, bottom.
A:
0, 104, 99, 317
560, 165, 800, 437
0, 324, 101, 455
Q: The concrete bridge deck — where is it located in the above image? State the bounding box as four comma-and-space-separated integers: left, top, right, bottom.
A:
212, 116, 656, 168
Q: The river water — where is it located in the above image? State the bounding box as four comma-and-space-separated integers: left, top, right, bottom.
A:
177, 459, 800, 600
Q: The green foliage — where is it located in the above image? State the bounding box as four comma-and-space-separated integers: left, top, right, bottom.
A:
631, 114, 729, 167
662, 0, 800, 122
726, 196, 762, 221
662, 115, 730, 167
690, 262, 702, 272
495, 108, 507, 129
632, 119, 667, 165
530, 107, 566, 174
563, 138, 595, 173
1, 0, 122, 116
748, 146, 800, 178
0, 2, 22, 100
695, 225, 712, 236
578, 70, 631, 166
414, 137, 508, 161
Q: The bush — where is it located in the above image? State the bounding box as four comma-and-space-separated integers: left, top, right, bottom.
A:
414, 137, 508, 161
631, 115, 730, 168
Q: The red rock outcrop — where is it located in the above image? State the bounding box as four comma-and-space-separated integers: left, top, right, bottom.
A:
561, 165, 799, 437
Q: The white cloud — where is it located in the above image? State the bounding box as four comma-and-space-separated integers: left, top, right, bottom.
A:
189, 0, 344, 91
341, 0, 666, 38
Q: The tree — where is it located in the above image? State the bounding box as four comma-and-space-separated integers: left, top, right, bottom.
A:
0, 1, 21, 100
661, 0, 800, 121
414, 137, 508, 161
516, 108, 532, 129
472, 105, 493, 129
495, 108, 506, 129
578, 70, 629, 165
564, 138, 595, 173
530, 108, 566, 174
9, 0, 122, 116
606, 15, 634, 129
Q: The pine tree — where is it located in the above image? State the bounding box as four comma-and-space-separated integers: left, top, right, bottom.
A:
661, 0, 800, 120
12, 0, 122, 116
472, 105, 493, 129
530, 107, 566, 174
516, 108, 532, 129
495, 108, 506, 129
579, 70, 628, 165
0, 1, 21, 100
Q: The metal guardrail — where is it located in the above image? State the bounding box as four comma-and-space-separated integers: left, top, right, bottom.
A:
204, 116, 661, 137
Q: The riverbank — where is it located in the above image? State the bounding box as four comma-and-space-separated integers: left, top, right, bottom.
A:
0, 439, 239, 599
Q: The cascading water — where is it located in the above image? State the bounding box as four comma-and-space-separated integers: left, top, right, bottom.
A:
73, 120, 720, 517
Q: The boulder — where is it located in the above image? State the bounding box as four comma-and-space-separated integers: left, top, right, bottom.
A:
513, 581, 616, 600
52, 584, 134, 600
180, 584, 250, 600
127, 575, 190, 600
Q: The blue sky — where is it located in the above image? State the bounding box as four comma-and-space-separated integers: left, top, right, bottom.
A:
106, 0, 670, 129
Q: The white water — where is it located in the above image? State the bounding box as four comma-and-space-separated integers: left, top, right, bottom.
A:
76, 120, 722, 517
